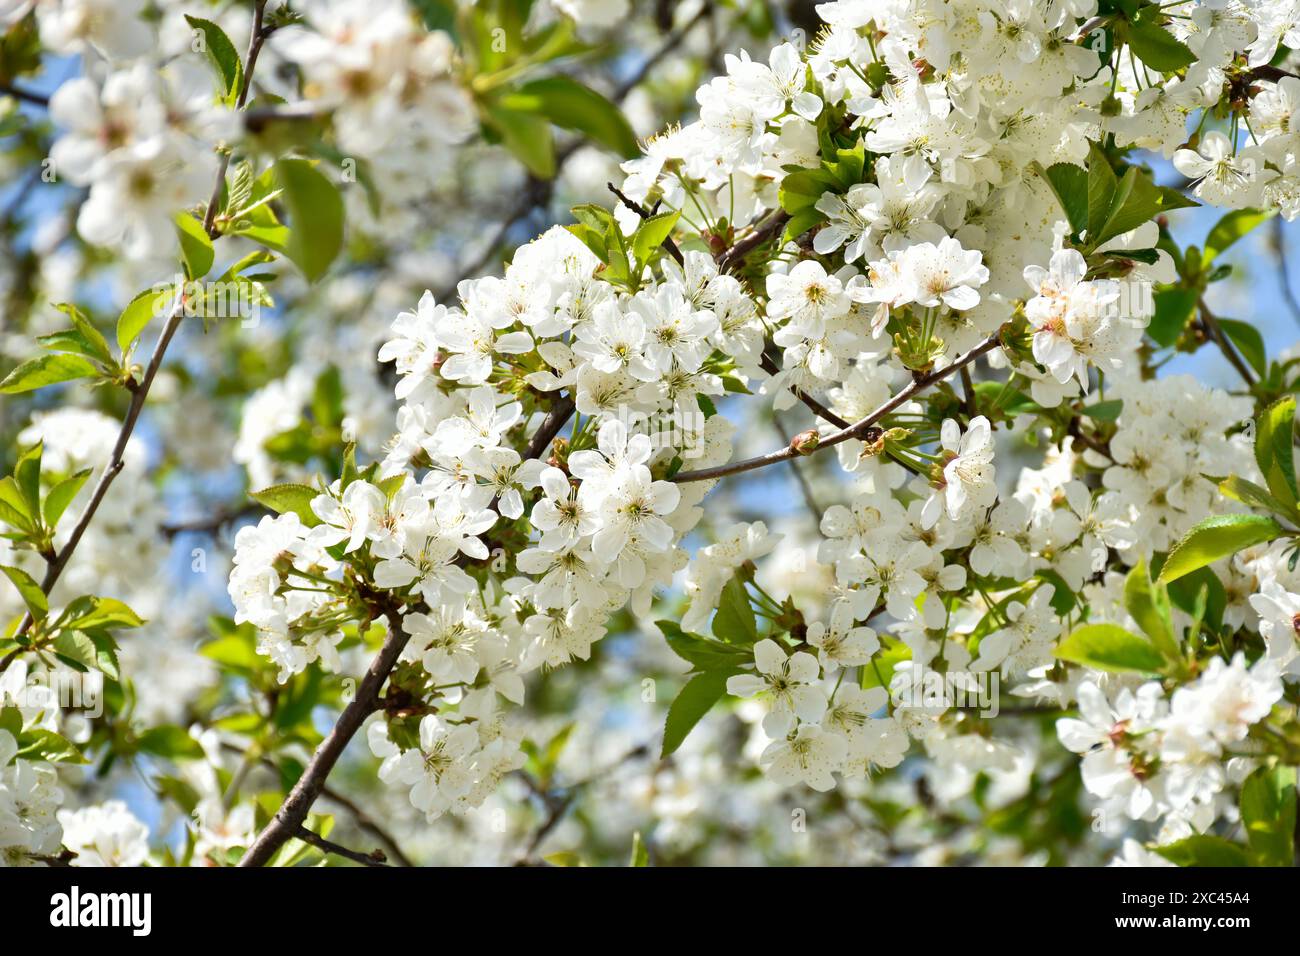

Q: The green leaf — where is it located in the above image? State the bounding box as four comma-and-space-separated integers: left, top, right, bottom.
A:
1155, 835, 1250, 867
1203, 208, 1275, 264
1039, 162, 1088, 235
1123, 560, 1178, 663
52, 630, 98, 672
175, 213, 215, 279
1158, 514, 1285, 584
0, 477, 34, 532
42, 468, 91, 529
629, 831, 649, 867
0, 353, 99, 394
484, 103, 556, 179
1147, 287, 1198, 347
1127, 20, 1196, 72
1054, 623, 1165, 673
783, 206, 827, 243
1255, 397, 1297, 508
1240, 766, 1296, 866
61, 596, 145, 631
136, 725, 205, 761
53, 303, 114, 365
656, 620, 750, 671
501, 76, 639, 157
712, 574, 757, 644
86, 631, 120, 682
1218, 475, 1288, 517
778, 167, 837, 215
275, 159, 346, 283
15, 442, 41, 518
117, 287, 169, 355
1086, 142, 1118, 238
1216, 318, 1266, 378
250, 483, 320, 526
1, 565, 46, 619
16, 728, 85, 764
662, 670, 732, 758
184, 15, 243, 101
1164, 565, 1226, 634
1081, 399, 1123, 421
631, 210, 680, 266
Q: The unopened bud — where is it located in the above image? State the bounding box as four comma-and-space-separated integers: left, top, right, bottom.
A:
790, 429, 820, 455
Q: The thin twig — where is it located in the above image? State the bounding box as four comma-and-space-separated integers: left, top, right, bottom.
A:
292, 825, 388, 867
672, 332, 1005, 484
772, 414, 820, 515
160, 503, 266, 538
1199, 297, 1256, 387
757, 352, 851, 429
0, 83, 49, 107
1, 1, 273, 663
217, 740, 414, 866
241, 396, 574, 866
716, 211, 791, 273
1273, 217, 1300, 329
607, 182, 684, 265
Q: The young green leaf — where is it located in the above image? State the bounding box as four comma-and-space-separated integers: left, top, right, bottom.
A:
483, 103, 556, 179
0, 353, 100, 394
629, 831, 650, 867
1157, 513, 1285, 584
184, 15, 244, 101
712, 574, 757, 644
275, 158, 346, 283
1127, 19, 1196, 72
1255, 396, 1297, 508
1203, 208, 1275, 264
1054, 623, 1165, 674
250, 483, 321, 526
501, 77, 639, 158
1122, 560, 1178, 664
632, 210, 680, 265
1038, 161, 1088, 235
117, 287, 170, 355
1, 565, 47, 619
175, 213, 215, 279
662, 670, 733, 758
1154, 834, 1250, 867
1239, 766, 1296, 867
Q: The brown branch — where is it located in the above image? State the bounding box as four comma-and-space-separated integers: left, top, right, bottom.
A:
0, 83, 49, 107
241, 394, 574, 867
238, 598, 411, 867
216, 740, 415, 866
1198, 297, 1256, 387
317, 783, 414, 867
160, 503, 266, 538
757, 351, 851, 429
1, 2, 275, 664
672, 332, 1005, 484
1272, 217, 1300, 329
203, 1, 272, 238
607, 182, 684, 266
292, 825, 388, 867
717, 211, 790, 273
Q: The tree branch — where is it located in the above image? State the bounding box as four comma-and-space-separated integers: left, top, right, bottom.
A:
292, 825, 389, 867
672, 332, 1005, 484
0, 83, 49, 107
240, 393, 575, 866
238, 598, 411, 867
2, 0, 274, 661
1198, 297, 1255, 387
716, 211, 790, 273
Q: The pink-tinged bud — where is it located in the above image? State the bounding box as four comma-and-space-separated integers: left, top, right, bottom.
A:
790, 429, 820, 455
